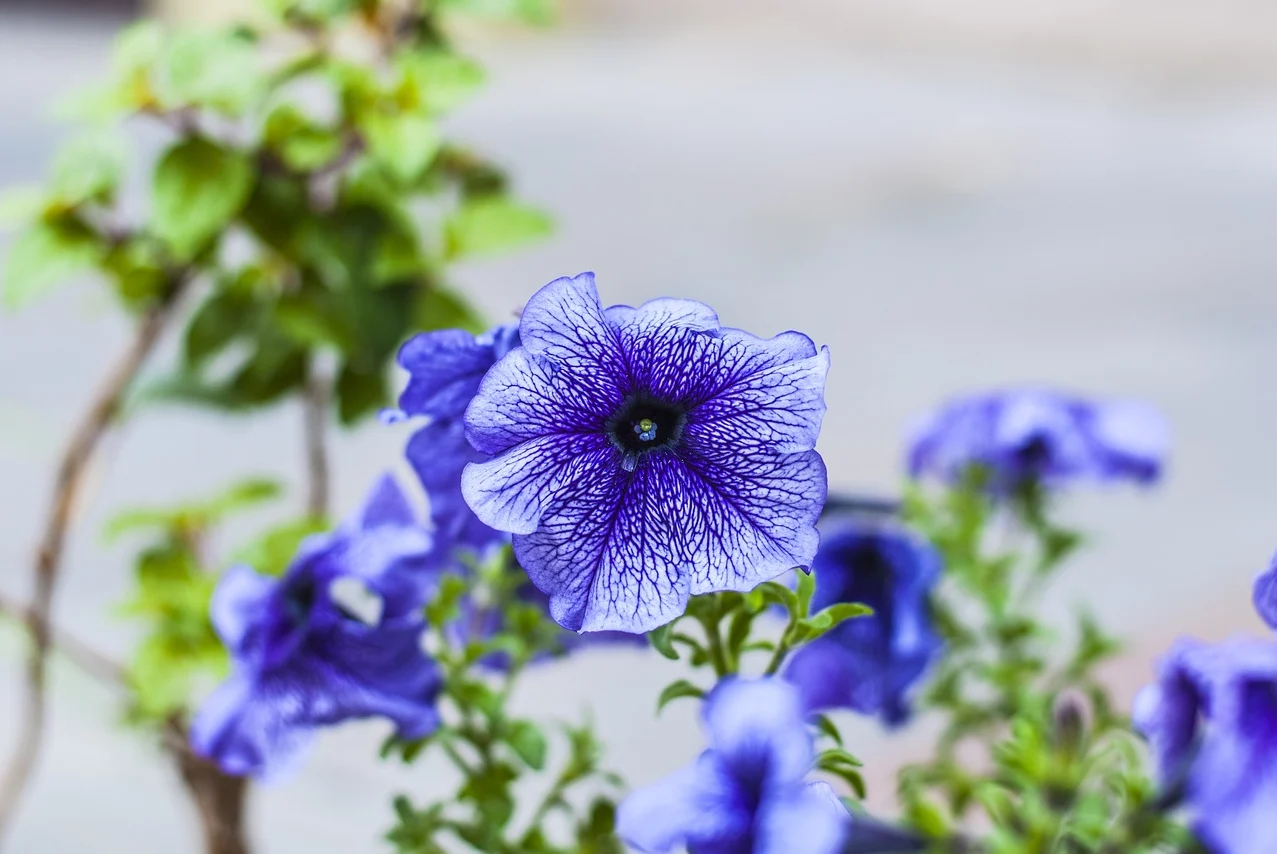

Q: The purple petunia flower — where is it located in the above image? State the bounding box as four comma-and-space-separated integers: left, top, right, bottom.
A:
461, 272, 830, 633
616, 678, 849, 854
1254, 555, 1277, 632
397, 324, 522, 556
1133, 635, 1277, 854
906, 388, 1168, 491
190, 475, 442, 778
783, 516, 942, 726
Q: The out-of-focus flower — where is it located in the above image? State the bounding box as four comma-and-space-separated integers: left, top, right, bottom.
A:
462, 272, 830, 633
1134, 635, 1277, 854
397, 324, 520, 555
616, 678, 849, 854
906, 388, 1168, 491
1254, 555, 1277, 632
783, 516, 942, 726
190, 475, 441, 778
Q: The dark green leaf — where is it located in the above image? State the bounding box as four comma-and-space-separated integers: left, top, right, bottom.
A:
412, 286, 486, 335
647, 620, 679, 660
656, 679, 705, 713
811, 713, 843, 747
336, 360, 388, 424
184, 289, 258, 366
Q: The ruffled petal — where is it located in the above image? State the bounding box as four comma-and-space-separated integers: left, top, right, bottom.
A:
396, 329, 495, 419
676, 439, 826, 593
702, 678, 812, 790
1132, 638, 1209, 784
463, 433, 616, 536
464, 345, 621, 456
189, 671, 313, 779
512, 452, 687, 632
1087, 399, 1169, 484
516, 272, 627, 382
615, 754, 748, 854
209, 564, 276, 656
755, 781, 850, 854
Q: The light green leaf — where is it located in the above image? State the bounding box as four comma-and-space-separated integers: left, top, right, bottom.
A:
152, 138, 253, 259
444, 197, 552, 260
361, 111, 441, 184
159, 29, 262, 114
51, 132, 126, 206
436, 0, 555, 25
263, 104, 345, 172
231, 517, 329, 577
2, 222, 101, 309
0, 187, 47, 226
412, 286, 486, 334
398, 51, 485, 115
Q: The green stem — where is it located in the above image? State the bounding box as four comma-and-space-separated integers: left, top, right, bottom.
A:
762, 630, 791, 676
698, 612, 730, 677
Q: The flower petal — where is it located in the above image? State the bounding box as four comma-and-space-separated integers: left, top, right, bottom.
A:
676, 441, 827, 593
463, 433, 616, 537
516, 272, 626, 376
1133, 637, 1211, 784
702, 678, 813, 790
189, 672, 313, 779
464, 345, 620, 456
406, 419, 503, 555
1255, 556, 1277, 633
355, 473, 418, 530
615, 753, 747, 854
512, 452, 688, 632
396, 329, 495, 418
756, 781, 850, 854
1087, 399, 1169, 484
210, 564, 275, 656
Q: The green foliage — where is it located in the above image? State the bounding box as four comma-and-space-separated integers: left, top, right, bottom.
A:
384, 552, 625, 854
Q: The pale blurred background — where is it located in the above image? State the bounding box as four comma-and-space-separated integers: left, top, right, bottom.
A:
3, 0, 1277, 850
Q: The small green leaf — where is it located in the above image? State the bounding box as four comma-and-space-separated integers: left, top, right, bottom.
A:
398, 50, 485, 115
362, 111, 441, 184
506, 720, 548, 770
264, 104, 345, 172
184, 289, 258, 366
444, 197, 552, 260
152, 137, 253, 259
811, 713, 844, 747
51, 132, 126, 207
656, 679, 705, 713
796, 567, 816, 616
0, 187, 45, 226
754, 580, 799, 616
647, 620, 680, 660
159, 29, 261, 114
335, 360, 388, 424
2, 221, 102, 309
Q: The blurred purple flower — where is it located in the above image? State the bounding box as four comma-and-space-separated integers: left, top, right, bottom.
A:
397, 324, 521, 555
1134, 635, 1277, 854
1254, 555, 1277, 632
616, 678, 849, 854
462, 272, 830, 633
906, 388, 1168, 491
783, 516, 942, 727
190, 475, 442, 778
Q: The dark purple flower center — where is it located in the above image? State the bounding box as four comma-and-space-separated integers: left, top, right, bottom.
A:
606, 396, 686, 456
284, 576, 317, 627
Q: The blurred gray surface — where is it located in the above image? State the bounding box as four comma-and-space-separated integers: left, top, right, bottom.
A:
4, 5, 1277, 851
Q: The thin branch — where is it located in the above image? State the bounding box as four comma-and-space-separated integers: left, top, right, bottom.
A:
163, 717, 250, 854
303, 369, 330, 519
0, 278, 188, 842
0, 592, 129, 691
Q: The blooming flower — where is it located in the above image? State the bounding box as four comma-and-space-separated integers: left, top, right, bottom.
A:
616, 678, 849, 854
906, 388, 1168, 491
190, 475, 442, 778
1134, 635, 1277, 854
1254, 555, 1277, 632
397, 324, 521, 556
461, 272, 830, 633
783, 516, 942, 726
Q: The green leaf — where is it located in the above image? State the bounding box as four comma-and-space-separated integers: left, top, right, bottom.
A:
361, 111, 441, 184
398, 50, 485, 115
796, 567, 816, 616
647, 620, 680, 660
231, 517, 329, 577
795, 601, 874, 642
444, 197, 552, 260
152, 138, 253, 259
2, 220, 102, 309
752, 580, 799, 616
0, 187, 45, 226
335, 360, 388, 424
51, 132, 126, 207
159, 29, 262, 114
184, 289, 258, 366
656, 679, 705, 713
263, 104, 345, 172
811, 713, 844, 747
436, 0, 556, 25
506, 720, 548, 770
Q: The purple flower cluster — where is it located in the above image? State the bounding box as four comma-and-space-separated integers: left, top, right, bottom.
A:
460, 273, 830, 633
616, 678, 849, 854
1133, 556, 1277, 854
907, 388, 1168, 491
191, 476, 442, 778
783, 515, 942, 726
